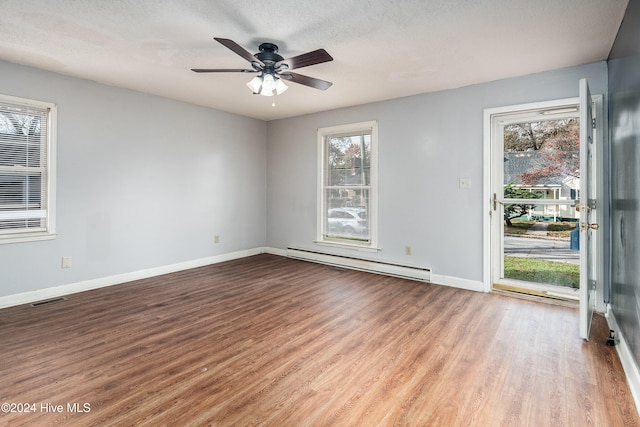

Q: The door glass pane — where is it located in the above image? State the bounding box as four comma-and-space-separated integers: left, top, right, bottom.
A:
502, 118, 580, 289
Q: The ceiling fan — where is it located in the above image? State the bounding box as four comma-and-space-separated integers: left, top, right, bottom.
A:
192, 38, 333, 97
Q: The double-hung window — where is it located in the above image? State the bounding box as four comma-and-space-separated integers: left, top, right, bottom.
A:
318, 121, 378, 250
0, 94, 56, 244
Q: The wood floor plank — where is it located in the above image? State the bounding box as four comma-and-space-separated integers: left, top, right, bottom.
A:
0, 254, 637, 426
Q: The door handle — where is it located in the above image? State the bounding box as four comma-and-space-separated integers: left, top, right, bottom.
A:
493, 193, 503, 211
579, 222, 599, 231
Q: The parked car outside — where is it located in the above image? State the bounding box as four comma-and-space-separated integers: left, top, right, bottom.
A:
327, 207, 368, 237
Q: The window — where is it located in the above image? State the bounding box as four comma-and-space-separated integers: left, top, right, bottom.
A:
318, 121, 377, 250
0, 94, 56, 244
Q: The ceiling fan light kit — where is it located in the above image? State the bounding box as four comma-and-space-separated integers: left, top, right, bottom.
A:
247, 73, 289, 96
192, 38, 333, 101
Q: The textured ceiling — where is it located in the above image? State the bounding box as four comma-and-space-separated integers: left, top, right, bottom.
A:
0, 0, 629, 121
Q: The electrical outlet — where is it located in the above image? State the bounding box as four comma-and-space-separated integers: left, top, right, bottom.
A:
405, 246, 412, 256
459, 178, 471, 189
61, 256, 72, 269
214, 235, 220, 244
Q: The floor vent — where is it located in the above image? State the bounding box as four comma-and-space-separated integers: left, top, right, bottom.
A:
30, 297, 68, 307
287, 247, 431, 282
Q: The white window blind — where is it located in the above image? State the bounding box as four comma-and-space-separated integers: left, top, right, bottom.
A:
0, 95, 56, 243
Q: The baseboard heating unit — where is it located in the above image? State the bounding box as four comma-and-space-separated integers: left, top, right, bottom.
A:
286, 247, 431, 282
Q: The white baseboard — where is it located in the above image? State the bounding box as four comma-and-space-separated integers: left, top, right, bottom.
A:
606, 306, 640, 416
430, 273, 485, 292
264, 247, 287, 257
0, 247, 265, 309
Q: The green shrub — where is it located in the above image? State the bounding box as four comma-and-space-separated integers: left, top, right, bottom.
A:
547, 222, 577, 231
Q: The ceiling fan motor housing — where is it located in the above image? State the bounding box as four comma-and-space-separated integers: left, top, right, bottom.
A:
257, 43, 283, 63
256, 43, 285, 75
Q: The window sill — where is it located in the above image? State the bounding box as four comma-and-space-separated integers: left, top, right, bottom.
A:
314, 240, 382, 253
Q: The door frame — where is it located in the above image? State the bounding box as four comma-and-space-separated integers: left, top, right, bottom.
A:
482, 95, 605, 312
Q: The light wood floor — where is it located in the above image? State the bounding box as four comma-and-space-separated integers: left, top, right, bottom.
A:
0, 254, 637, 426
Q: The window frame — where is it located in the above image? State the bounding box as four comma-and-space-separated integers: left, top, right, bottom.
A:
317, 120, 378, 251
0, 93, 57, 244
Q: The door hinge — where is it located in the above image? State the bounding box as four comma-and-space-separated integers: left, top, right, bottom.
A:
592, 118, 596, 129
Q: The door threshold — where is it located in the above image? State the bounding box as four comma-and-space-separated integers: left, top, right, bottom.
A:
493, 283, 579, 307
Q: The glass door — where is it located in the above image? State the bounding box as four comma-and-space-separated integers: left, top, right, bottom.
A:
491, 103, 582, 300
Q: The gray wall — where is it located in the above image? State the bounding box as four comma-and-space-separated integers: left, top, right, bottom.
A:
267, 62, 607, 284
0, 60, 267, 298
609, 0, 640, 371
0, 53, 612, 299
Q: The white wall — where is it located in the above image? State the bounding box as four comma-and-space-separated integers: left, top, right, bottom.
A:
266, 62, 608, 286
0, 61, 267, 299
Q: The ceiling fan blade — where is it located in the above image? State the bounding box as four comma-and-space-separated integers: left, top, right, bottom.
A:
281, 72, 333, 90
277, 49, 333, 70
213, 37, 263, 65
191, 68, 256, 73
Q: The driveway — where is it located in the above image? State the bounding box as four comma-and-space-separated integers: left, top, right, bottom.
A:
504, 235, 579, 264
